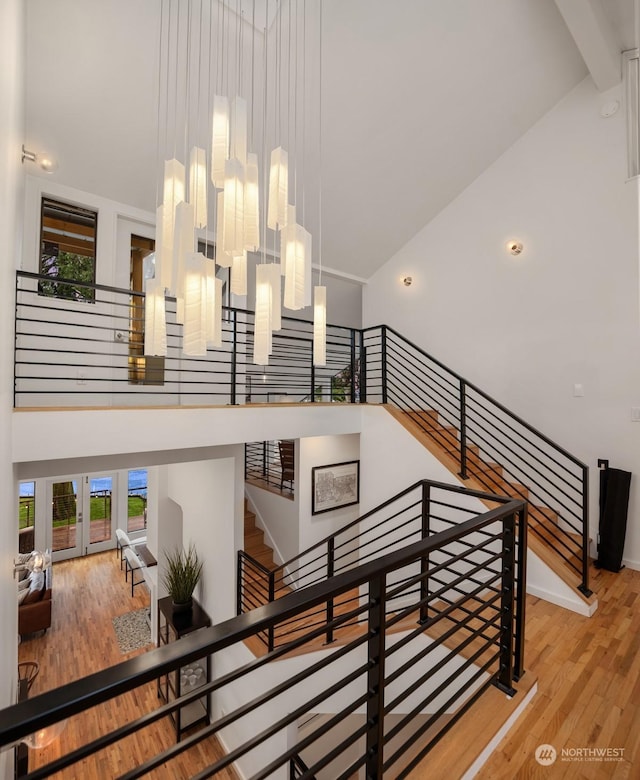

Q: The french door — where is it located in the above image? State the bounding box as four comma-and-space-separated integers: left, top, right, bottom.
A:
48, 473, 116, 561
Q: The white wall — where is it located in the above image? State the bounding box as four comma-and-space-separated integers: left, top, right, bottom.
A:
13, 404, 362, 466
363, 76, 640, 568
0, 1, 23, 775
247, 433, 360, 586
166, 449, 244, 624
298, 434, 361, 552
245, 483, 299, 567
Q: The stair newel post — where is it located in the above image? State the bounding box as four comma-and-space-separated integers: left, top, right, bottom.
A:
326, 537, 335, 644
230, 309, 237, 405
496, 511, 516, 696
365, 573, 387, 778
267, 570, 276, 652
419, 482, 431, 624
381, 327, 388, 404
513, 503, 528, 681
579, 465, 592, 597
459, 379, 468, 479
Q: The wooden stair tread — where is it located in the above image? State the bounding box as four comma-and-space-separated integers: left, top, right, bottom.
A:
385, 405, 596, 607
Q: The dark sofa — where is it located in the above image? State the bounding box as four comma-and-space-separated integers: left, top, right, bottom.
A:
18, 565, 52, 637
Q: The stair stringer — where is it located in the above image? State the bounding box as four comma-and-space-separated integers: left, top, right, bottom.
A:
358, 405, 597, 616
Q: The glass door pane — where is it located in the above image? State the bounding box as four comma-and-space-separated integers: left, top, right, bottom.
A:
88, 476, 112, 544
51, 479, 81, 560
127, 469, 148, 534
85, 474, 116, 555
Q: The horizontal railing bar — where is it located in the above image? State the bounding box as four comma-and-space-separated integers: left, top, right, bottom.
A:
465, 410, 583, 497
295, 721, 370, 780
17, 270, 147, 298
136, 651, 374, 780
389, 344, 459, 407
374, 323, 587, 470
384, 652, 499, 775
273, 479, 518, 587
0, 496, 522, 747
384, 577, 503, 668
386, 365, 460, 425
385, 619, 501, 720
462, 429, 582, 523
238, 550, 272, 577
466, 394, 583, 483
386, 348, 460, 409
255, 699, 370, 780
389, 661, 497, 778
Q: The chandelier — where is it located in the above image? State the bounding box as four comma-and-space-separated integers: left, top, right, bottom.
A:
145, 0, 326, 368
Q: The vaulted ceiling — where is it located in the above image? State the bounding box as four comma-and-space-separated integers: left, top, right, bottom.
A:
24, 0, 634, 280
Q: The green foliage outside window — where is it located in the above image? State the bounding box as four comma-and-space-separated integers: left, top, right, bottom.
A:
39, 247, 96, 302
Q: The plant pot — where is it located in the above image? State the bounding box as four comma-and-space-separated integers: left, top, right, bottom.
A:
171, 597, 193, 614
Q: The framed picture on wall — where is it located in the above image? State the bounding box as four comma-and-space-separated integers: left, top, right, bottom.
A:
312, 460, 360, 515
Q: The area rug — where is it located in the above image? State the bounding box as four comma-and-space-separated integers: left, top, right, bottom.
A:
112, 608, 152, 654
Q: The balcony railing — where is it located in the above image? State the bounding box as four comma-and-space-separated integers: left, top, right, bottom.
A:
238, 478, 528, 682
14, 271, 357, 407
245, 439, 295, 498
1, 482, 526, 779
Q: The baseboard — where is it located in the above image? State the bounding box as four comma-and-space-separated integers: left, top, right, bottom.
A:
621, 557, 640, 571
526, 583, 597, 617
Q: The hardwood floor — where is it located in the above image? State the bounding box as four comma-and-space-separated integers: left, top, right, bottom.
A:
17, 551, 236, 780
17, 551, 640, 778
476, 563, 640, 779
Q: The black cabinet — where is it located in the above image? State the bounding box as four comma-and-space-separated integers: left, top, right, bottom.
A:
157, 596, 211, 741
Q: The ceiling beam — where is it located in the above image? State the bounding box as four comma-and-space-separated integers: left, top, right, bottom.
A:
554, 0, 621, 91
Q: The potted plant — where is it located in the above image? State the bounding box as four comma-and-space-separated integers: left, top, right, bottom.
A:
162, 543, 203, 613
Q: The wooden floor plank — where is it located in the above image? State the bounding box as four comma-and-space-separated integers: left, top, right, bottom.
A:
18, 551, 237, 780
475, 564, 640, 779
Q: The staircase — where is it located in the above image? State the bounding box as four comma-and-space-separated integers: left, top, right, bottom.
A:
243, 500, 278, 571
387, 406, 595, 608
361, 324, 593, 604
242, 500, 364, 656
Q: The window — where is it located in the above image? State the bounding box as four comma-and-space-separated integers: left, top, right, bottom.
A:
128, 234, 165, 385
18, 481, 35, 554
127, 469, 148, 533
39, 197, 97, 302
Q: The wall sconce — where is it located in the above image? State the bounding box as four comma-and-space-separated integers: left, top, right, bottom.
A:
21, 145, 58, 174
506, 240, 523, 256
402, 276, 413, 287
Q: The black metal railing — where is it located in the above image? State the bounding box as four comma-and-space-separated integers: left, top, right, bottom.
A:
360, 325, 590, 596
14, 270, 355, 407
237, 478, 528, 682
290, 752, 313, 779
14, 271, 588, 594
245, 439, 295, 497
1, 485, 525, 779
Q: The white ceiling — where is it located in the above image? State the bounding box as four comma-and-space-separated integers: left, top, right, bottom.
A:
24, 0, 633, 281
